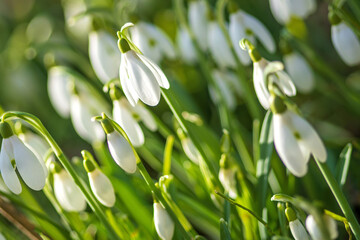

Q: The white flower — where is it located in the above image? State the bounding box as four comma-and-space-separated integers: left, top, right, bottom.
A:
284, 51, 315, 93
119, 39, 170, 106
208, 21, 236, 69
153, 202, 175, 240
273, 109, 327, 177
270, 0, 316, 24
229, 10, 275, 65
188, 0, 208, 51
181, 137, 201, 164
107, 131, 137, 174
131, 22, 176, 64
209, 69, 242, 110
70, 93, 105, 143
177, 27, 197, 64
219, 168, 237, 198
331, 22, 360, 66
289, 219, 311, 240
253, 59, 296, 109
88, 168, 116, 208
0, 123, 46, 195
63, 0, 91, 40
89, 30, 121, 83
132, 103, 157, 132
53, 169, 87, 212
305, 214, 338, 240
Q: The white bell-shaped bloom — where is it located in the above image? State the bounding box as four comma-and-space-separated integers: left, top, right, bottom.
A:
273, 109, 327, 177
88, 168, 115, 208
219, 168, 237, 198
270, 0, 316, 24
70, 94, 105, 143
132, 103, 157, 132
113, 98, 144, 147
107, 131, 137, 173
154, 202, 175, 240
181, 137, 201, 164
210, 69, 242, 110
89, 30, 121, 83
208, 21, 236, 69
119, 40, 170, 106
63, 0, 91, 40
289, 219, 310, 240
0, 135, 46, 195
48, 67, 72, 118
229, 10, 275, 65
305, 214, 338, 240
253, 59, 296, 109
331, 22, 360, 66
18, 132, 49, 178
284, 52, 315, 93
53, 169, 87, 212
131, 22, 176, 64
188, 0, 208, 51
177, 27, 197, 64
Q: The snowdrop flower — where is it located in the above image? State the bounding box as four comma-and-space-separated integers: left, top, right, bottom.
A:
329, 12, 360, 66
209, 69, 242, 110
178, 129, 201, 164
83, 158, 115, 208
70, 90, 105, 143
285, 207, 310, 240
208, 21, 236, 69
188, 0, 208, 51
101, 118, 137, 173
270, 96, 327, 177
0, 122, 46, 194
177, 27, 197, 64
118, 37, 170, 106
218, 154, 237, 198
270, 0, 316, 24
249, 48, 296, 109
52, 165, 87, 212
229, 9, 275, 65
89, 30, 121, 83
154, 201, 175, 240
131, 21, 176, 64
283, 51, 315, 93
305, 214, 338, 240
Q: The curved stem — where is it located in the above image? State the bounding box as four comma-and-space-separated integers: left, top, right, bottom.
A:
1, 112, 121, 240
315, 159, 360, 239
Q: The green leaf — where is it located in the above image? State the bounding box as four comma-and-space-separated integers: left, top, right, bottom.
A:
335, 143, 352, 188
220, 218, 232, 240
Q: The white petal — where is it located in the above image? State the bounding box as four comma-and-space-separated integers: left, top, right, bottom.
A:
47, 67, 71, 118
177, 27, 197, 64
132, 103, 158, 131
290, 112, 327, 162
10, 136, 46, 191
253, 59, 271, 109
107, 131, 137, 174
54, 170, 87, 212
208, 22, 236, 69
88, 169, 116, 208
154, 202, 175, 240
181, 138, 201, 164
241, 11, 276, 53
89, 30, 120, 83
124, 51, 161, 106
306, 215, 325, 240
331, 23, 360, 66
0, 140, 21, 194
219, 168, 237, 198
289, 219, 311, 240
284, 52, 315, 93
273, 112, 308, 177
211, 70, 237, 110
188, 0, 208, 51
70, 95, 105, 143
274, 70, 297, 96
229, 12, 251, 65
324, 215, 338, 239
269, 0, 290, 24
113, 99, 144, 146
136, 53, 170, 89
288, 0, 316, 19
120, 55, 139, 106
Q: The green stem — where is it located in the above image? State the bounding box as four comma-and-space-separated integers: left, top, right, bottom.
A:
1, 112, 121, 240
315, 159, 360, 239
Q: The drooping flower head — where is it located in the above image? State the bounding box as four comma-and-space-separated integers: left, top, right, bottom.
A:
188, 0, 209, 51
270, 0, 316, 25
305, 214, 338, 240
285, 206, 311, 240
153, 199, 175, 240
